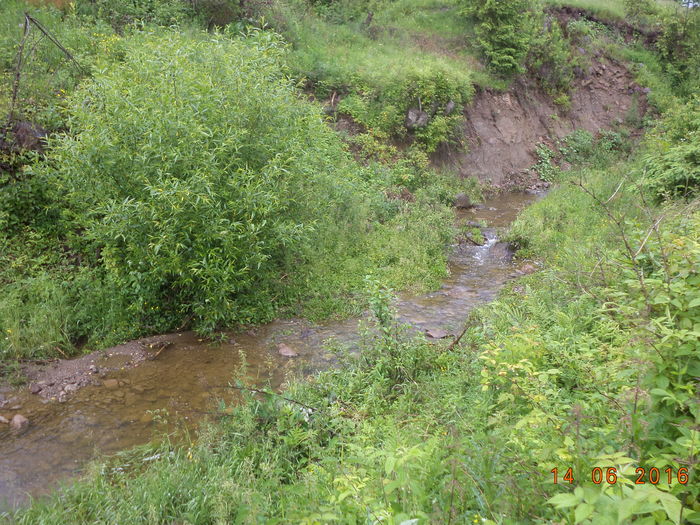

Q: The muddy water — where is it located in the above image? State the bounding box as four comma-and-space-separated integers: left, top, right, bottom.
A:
0, 191, 539, 510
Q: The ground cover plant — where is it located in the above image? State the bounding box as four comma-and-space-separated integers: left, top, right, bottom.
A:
278, 0, 477, 153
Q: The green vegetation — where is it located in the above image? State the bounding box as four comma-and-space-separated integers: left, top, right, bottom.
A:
0, 1, 479, 365
641, 96, 700, 199
12, 135, 699, 522
279, 0, 477, 152
542, 0, 628, 20
460, 0, 533, 75
1, 0, 699, 522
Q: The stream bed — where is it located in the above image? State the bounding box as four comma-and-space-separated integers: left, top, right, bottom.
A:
0, 191, 539, 510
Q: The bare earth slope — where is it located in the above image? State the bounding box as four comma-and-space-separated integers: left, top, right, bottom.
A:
437, 56, 647, 187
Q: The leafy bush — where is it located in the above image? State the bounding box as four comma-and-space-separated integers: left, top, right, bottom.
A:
38, 30, 376, 332
559, 129, 595, 164
656, 5, 700, 94
461, 0, 534, 75
527, 15, 578, 97
0, 152, 53, 233
335, 67, 471, 154
641, 96, 700, 199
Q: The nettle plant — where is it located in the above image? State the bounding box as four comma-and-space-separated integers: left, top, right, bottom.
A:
641, 96, 700, 200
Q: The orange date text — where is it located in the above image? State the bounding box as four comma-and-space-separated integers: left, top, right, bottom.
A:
550, 467, 689, 485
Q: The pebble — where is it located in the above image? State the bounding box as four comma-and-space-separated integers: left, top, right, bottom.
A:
519, 263, 537, 274
103, 379, 119, 389
10, 414, 29, 431
277, 343, 299, 357
0, 415, 8, 424
29, 384, 43, 395
63, 383, 79, 393
426, 328, 449, 339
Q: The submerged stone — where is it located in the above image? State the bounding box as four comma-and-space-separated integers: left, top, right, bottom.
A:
278, 343, 299, 357
10, 414, 29, 431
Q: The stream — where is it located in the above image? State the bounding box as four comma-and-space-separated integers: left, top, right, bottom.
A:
0, 191, 539, 510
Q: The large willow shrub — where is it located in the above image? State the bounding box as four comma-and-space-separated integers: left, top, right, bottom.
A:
44, 30, 369, 331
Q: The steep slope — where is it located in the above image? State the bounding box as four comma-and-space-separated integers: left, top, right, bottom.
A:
438, 56, 647, 187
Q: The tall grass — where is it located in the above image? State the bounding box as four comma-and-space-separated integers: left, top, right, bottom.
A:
284, 6, 476, 95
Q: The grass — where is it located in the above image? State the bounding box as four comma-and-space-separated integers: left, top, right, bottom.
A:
543, 0, 628, 19
542, 0, 682, 21
285, 12, 477, 94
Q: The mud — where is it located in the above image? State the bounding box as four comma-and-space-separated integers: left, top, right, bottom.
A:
0, 191, 540, 510
436, 56, 647, 187
18, 335, 176, 402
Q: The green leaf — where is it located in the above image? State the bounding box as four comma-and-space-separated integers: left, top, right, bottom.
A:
617, 498, 639, 523
650, 388, 671, 397
549, 492, 582, 509
658, 492, 682, 525
575, 502, 594, 523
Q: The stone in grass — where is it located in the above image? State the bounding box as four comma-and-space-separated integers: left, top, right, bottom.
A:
425, 328, 450, 339
277, 343, 299, 358
454, 193, 473, 209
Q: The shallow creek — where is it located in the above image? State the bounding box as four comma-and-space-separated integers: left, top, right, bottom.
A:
0, 191, 539, 509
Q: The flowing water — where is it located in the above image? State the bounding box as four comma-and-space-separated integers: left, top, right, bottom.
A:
0, 191, 539, 510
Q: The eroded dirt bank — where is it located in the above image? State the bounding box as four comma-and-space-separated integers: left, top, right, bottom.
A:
437, 56, 647, 187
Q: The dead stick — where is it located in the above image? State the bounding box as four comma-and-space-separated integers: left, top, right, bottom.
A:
152, 342, 172, 360
446, 325, 469, 351
7, 14, 30, 127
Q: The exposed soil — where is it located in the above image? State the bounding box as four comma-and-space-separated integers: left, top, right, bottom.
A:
14, 334, 177, 402
434, 56, 648, 188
